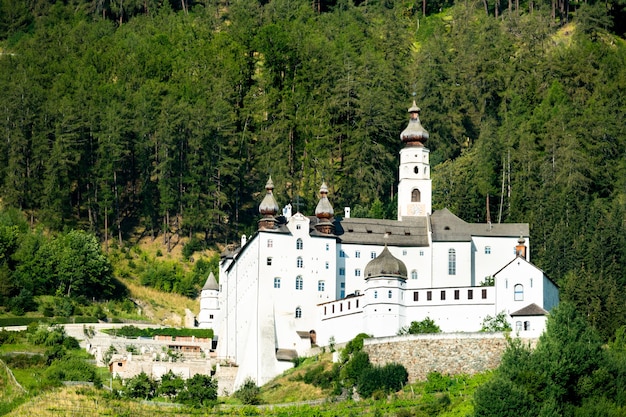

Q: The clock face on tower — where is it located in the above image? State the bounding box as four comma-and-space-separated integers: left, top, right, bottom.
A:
407, 203, 424, 216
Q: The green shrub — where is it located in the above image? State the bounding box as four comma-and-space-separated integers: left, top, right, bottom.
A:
357, 362, 408, 398
125, 372, 157, 400
234, 377, 262, 405
182, 238, 204, 260
424, 372, 455, 393
44, 358, 102, 388
176, 373, 217, 407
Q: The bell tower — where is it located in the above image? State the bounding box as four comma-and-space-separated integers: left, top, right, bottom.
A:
397, 101, 431, 220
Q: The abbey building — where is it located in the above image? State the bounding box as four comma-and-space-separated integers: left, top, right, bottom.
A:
198, 101, 559, 389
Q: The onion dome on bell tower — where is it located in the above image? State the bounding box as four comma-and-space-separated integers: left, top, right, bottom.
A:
314, 182, 335, 235
400, 101, 429, 147
258, 176, 279, 230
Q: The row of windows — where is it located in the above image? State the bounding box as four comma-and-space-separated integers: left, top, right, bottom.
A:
340, 250, 377, 259
412, 288, 489, 302
323, 299, 360, 315
373, 290, 398, 299
273, 276, 326, 292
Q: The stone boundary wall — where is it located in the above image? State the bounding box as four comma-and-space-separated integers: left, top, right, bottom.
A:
364, 333, 538, 382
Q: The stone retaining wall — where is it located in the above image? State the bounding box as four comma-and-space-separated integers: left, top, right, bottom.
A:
363, 333, 537, 382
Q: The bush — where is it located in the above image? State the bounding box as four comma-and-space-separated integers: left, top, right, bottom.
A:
398, 317, 441, 335
357, 362, 408, 398
424, 372, 455, 393
44, 358, 102, 388
182, 238, 204, 260
124, 372, 157, 400
234, 377, 262, 405
176, 373, 217, 407
481, 311, 512, 332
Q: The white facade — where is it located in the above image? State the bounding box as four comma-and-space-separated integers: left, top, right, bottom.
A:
201, 101, 559, 388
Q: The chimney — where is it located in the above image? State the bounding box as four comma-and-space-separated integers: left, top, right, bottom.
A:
241, 234, 247, 247
515, 236, 527, 259
344, 207, 351, 219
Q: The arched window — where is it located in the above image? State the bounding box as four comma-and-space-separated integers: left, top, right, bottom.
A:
296, 276, 303, 290
411, 270, 418, 280
514, 284, 524, 301
413, 166, 419, 174
411, 189, 421, 202
296, 238, 303, 250
448, 249, 456, 275
295, 307, 302, 318
297, 257, 303, 268
516, 321, 522, 332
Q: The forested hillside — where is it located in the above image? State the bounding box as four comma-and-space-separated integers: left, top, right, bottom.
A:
1, 0, 625, 338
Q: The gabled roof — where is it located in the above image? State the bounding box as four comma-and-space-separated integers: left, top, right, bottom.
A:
510, 303, 548, 317
276, 349, 298, 361
334, 217, 429, 247
493, 255, 558, 286
430, 208, 528, 242
202, 272, 219, 291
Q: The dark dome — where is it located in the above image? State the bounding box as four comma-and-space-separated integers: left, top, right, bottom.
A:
400, 101, 429, 146
259, 176, 279, 216
364, 246, 407, 279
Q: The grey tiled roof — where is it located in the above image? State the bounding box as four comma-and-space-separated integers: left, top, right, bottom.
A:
431, 208, 528, 242
202, 272, 219, 291
333, 217, 429, 247
276, 349, 298, 361
510, 303, 548, 317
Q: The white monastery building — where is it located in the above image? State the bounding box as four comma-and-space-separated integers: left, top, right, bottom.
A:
199, 101, 559, 389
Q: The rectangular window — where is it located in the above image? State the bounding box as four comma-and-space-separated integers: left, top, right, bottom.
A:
326, 243, 329, 251
339, 250, 346, 258
267, 257, 272, 266
348, 301, 351, 310
324, 306, 327, 315
371, 251, 377, 259
325, 262, 329, 269
402, 250, 407, 256
332, 305, 335, 313
419, 250, 424, 256
209, 314, 214, 319
318, 280, 325, 292
267, 239, 273, 248
468, 289, 473, 300
339, 268, 345, 276
274, 277, 281, 288
297, 224, 301, 230
355, 251, 361, 258
356, 299, 359, 308
413, 291, 419, 301
485, 246, 491, 254
340, 303, 343, 312
440, 290, 446, 300
482, 289, 487, 299
427, 291, 432, 301
355, 269, 361, 277
454, 290, 460, 300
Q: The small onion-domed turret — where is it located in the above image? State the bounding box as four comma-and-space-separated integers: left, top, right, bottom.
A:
400, 100, 429, 147
364, 246, 407, 279
258, 176, 279, 230
314, 182, 335, 235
